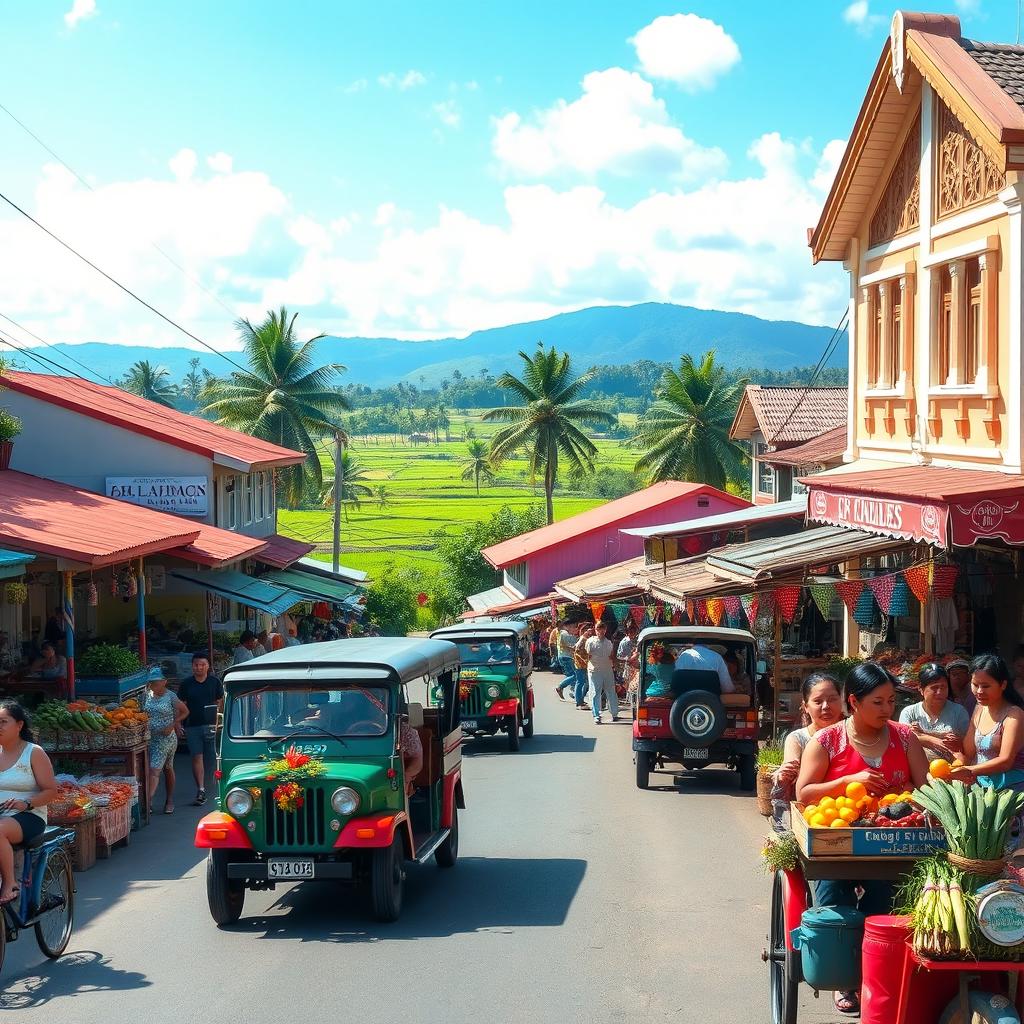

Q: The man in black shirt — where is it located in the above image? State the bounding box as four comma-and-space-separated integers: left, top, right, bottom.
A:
177, 652, 223, 806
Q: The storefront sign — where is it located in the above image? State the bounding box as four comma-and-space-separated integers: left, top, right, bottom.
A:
105, 476, 209, 517
950, 497, 1024, 546
808, 487, 948, 546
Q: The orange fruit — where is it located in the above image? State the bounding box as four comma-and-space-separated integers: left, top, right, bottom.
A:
810, 814, 828, 828
929, 759, 952, 781
846, 781, 867, 802
821, 807, 838, 823
839, 807, 859, 823
819, 796, 836, 809
830, 818, 847, 828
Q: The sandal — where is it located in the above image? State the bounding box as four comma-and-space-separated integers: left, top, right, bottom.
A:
0, 888, 19, 906
164, 805, 175, 815
834, 991, 859, 1015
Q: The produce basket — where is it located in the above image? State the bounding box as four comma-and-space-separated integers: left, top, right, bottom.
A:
792, 801, 947, 859
96, 801, 132, 857
65, 816, 97, 872
756, 768, 774, 817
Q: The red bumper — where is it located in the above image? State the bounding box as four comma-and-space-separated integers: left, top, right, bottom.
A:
487, 698, 520, 717
334, 811, 409, 849
195, 812, 254, 850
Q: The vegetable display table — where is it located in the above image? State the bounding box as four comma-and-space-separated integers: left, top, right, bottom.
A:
48, 742, 151, 825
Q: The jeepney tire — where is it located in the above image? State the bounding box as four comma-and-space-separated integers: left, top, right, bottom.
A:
635, 752, 652, 790
669, 690, 725, 748
207, 850, 245, 927
507, 713, 521, 752
738, 753, 757, 792
435, 806, 459, 868
370, 833, 405, 923
522, 708, 534, 739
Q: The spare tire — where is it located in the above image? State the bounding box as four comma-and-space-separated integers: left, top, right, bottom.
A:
669, 690, 725, 748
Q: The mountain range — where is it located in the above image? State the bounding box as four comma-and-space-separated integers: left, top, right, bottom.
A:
16, 302, 844, 388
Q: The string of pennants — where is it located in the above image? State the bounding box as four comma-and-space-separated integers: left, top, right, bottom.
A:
558, 562, 960, 632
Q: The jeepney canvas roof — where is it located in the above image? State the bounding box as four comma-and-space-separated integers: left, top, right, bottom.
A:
222, 636, 460, 686
430, 620, 529, 641
637, 625, 756, 646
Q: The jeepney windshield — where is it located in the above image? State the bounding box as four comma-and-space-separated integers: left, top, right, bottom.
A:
228, 685, 390, 739
453, 640, 515, 667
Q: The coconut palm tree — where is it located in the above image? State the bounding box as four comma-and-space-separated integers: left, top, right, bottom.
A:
483, 346, 615, 523
202, 307, 350, 506
122, 360, 177, 408
320, 450, 374, 519
632, 350, 748, 490
374, 484, 389, 509
459, 439, 497, 496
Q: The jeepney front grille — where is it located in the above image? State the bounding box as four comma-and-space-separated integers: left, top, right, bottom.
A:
461, 685, 484, 717
263, 788, 326, 848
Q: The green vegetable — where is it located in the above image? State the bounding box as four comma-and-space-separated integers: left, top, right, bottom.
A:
756, 743, 784, 769
76, 644, 141, 679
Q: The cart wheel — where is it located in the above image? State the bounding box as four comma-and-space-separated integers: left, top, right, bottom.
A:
768, 869, 800, 1024
435, 805, 458, 868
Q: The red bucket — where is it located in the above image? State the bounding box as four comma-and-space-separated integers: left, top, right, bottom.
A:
861, 915, 912, 1024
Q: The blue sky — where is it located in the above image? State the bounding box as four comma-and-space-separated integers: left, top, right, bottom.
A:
0, 1, 1016, 352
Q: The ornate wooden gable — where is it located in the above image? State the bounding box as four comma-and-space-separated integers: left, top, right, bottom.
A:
935, 98, 1005, 219
869, 113, 921, 247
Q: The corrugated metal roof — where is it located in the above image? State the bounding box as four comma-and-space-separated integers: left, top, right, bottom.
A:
168, 568, 303, 616
802, 464, 1024, 500
1, 371, 306, 471
466, 585, 518, 612
623, 496, 807, 540
293, 556, 368, 586
255, 533, 316, 569
260, 568, 356, 604
481, 481, 747, 568
766, 426, 847, 468
0, 549, 34, 568
163, 524, 267, 567
730, 386, 848, 444
554, 556, 649, 601
0, 470, 200, 566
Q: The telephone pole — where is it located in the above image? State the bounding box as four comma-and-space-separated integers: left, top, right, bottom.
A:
332, 430, 343, 573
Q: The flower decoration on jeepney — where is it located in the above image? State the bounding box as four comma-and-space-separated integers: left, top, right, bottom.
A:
647, 642, 674, 665
263, 744, 326, 813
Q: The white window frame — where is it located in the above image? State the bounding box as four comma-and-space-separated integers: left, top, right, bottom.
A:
754, 441, 775, 497
223, 476, 238, 530
243, 474, 255, 526
505, 562, 529, 595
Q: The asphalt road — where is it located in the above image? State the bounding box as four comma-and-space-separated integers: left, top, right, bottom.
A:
0, 672, 844, 1024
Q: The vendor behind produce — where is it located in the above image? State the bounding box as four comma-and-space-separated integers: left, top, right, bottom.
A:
898, 663, 969, 761
951, 653, 1024, 794
947, 658, 975, 715
796, 662, 929, 1018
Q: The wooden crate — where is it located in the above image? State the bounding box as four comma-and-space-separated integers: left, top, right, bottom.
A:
64, 816, 97, 872
792, 802, 946, 859
96, 802, 132, 858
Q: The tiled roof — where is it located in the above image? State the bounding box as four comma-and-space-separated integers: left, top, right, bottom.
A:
962, 40, 1024, 111
0, 470, 200, 566
480, 481, 748, 569
765, 426, 848, 468
1, 372, 306, 471
730, 386, 848, 445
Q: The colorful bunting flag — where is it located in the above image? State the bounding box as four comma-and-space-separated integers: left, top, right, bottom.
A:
866, 575, 897, 616
740, 594, 758, 627
776, 586, 802, 623
932, 564, 959, 599
853, 586, 877, 627
809, 584, 834, 620
723, 595, 742, 619
671, 607, 682, 626
835, 579, 865, 615
707, 598, 725, 626
589, 602, 606, 623
889, 576, 910, 617
630, 605, 645, 626
686, 599, 697, 624
903, 564, 930, 602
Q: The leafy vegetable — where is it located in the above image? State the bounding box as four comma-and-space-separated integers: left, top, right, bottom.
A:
76, 644, 142, 679
756, 743, 784, 769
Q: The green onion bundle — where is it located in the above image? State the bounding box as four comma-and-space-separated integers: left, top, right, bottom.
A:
912, 781, 1024, 862
900, 855, 977, 958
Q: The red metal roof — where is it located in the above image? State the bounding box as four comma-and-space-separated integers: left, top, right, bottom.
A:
254, 533, 316, 569
766, 426, 848, 468
481, 481, 748, 569
164, 524, 267, 567
1, 372, 306, 471
0, 470, 200, 566
801, 465, 1024, 501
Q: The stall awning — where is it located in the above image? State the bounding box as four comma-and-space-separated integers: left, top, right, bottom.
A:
554, 557, 650, 602
255, 534, 317, 569
0, 549, 34, 581
260, 568, 357, 605
802, 465, 1024, 548
169, 568, 303, 616
465, 585, 519, 612
621, 496, 806, 540
461, 592, 560, 620
293, 556, 368, 586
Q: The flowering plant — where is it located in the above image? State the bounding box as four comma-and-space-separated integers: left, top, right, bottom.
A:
459, 682, 474, 702
264, 744, 326, 813
646, 642, 674, 665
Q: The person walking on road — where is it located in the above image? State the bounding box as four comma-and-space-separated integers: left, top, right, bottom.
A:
554, 622, 579, 701
177, 652, 223, 807
145, 674, 188, 814
582, 621, 617, 724
572, 624, 594, 709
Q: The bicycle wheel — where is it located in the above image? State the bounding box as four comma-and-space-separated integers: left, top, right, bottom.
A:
35, 848, 74, 959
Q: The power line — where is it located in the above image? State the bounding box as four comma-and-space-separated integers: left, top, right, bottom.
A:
0, 309, 113, 384
0, 98, 239, 319
0, 187, 252, 377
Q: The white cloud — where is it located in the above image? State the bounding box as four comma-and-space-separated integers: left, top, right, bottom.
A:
842, 1, 885, 34
168, 148, 198, 181
433, 99, 461, 129
207, 152, 233, 174
492, 67, 726, 181
811, 139, 847, 193
343, 78, 368, 94
630, 14, 740, 90
378, 70, 427, 91
64, 0, 97, 29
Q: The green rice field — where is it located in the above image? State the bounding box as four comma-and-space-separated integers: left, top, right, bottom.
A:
278, 410, 637, 578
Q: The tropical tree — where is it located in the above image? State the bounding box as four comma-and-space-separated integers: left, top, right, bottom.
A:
459, 439, 496, 496
320, 449, 374, 519
374, 484, 389, 509
631, 350, 749, 489
202, 307, 349, 506
122, 360, 177, 408
483, 346, 615, 523
436, 402, 451, 442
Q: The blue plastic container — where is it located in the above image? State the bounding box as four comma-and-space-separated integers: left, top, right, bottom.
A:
792, 906, 865, 991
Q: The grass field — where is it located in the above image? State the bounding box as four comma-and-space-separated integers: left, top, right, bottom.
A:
279, 409, 637, 579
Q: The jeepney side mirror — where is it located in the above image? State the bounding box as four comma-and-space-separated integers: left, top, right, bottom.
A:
408, 702, 425, 729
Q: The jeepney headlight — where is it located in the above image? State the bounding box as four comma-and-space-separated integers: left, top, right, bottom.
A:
331, 787, 360, 815
225, 788, 253, 816
487, 685, 501, 699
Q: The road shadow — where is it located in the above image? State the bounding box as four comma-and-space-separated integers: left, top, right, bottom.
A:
0, 950, 151, 1009
643, 768, 757, 800
227, 855, 587, 942
462, 733, 596, 756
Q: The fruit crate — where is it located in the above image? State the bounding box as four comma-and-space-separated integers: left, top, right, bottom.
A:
64, 816, 97, 872
96, 802, 132, 858
792, 802, 947, 859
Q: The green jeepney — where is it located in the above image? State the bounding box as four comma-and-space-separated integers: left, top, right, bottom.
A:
429, 619, 534, 751
196, 637, 464, 924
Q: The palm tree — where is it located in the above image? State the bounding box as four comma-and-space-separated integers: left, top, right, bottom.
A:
632, 350, 749, 489
122, 360, 177, 408
436, 402, 451, 442
483, 346, 615, 523
320, 449, 374, 519
374, 484, 389, 509
201, 307, 350, 506
459, 439, 497, 496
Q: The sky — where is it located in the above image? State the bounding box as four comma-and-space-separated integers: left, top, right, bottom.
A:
0, 0, 1017, 357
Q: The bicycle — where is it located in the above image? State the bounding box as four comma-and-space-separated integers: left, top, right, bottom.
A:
0, 825, 76, 973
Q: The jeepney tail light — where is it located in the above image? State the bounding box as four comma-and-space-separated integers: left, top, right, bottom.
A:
637, 706, 650, 720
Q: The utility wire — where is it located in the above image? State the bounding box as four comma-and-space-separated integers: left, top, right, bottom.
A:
0, 188, 252, 378
0, 98, 239, 320
0, 309, 113, 384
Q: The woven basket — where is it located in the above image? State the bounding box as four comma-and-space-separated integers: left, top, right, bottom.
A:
947, 853, 1006, 879
66, 816, 97, 872
756, 766, 776, 817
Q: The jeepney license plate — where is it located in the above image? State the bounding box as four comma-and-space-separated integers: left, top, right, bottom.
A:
268, 859, 314, 880
462, 719, 478, 731
683, 748, 709, 760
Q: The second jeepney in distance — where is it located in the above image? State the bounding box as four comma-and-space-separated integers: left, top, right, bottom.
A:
195, 637, 465, 924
